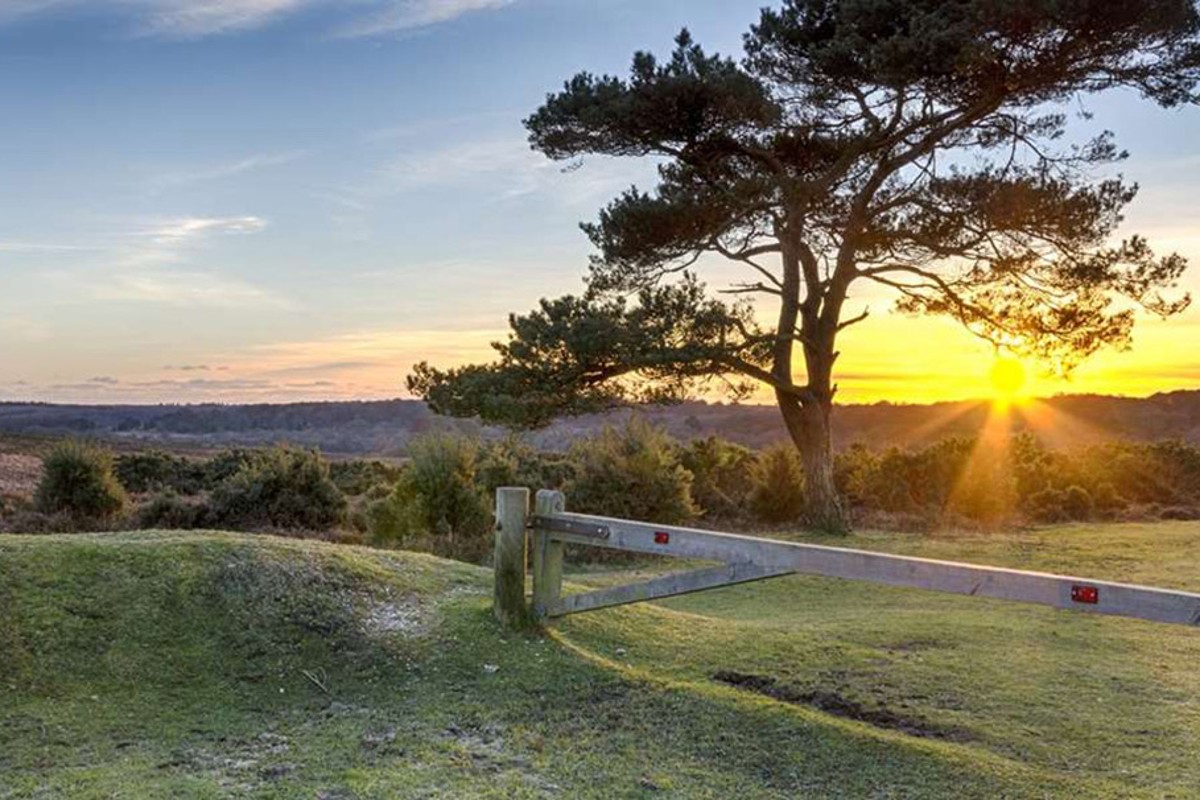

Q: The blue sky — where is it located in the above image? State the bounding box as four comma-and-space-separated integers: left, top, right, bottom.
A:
2, 0, 1200, 405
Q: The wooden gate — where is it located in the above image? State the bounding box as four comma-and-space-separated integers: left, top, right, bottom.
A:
490, 487, 1200, 629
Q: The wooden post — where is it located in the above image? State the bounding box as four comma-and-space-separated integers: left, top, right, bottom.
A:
531, 490, 566, 621
493, 487, 529, 627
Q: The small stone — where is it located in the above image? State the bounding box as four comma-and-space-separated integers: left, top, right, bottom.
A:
483, 663, 500, 674
615, 648, 627, 657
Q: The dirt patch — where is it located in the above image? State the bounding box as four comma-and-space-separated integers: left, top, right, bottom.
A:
362, 599, 431, 638
884, 638, 945, 653
441, 722, 561, 793
156, 729, 296, 793
712, 670, 970, 741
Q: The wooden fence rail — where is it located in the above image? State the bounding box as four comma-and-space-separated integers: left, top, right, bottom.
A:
492, 488, 1200, 629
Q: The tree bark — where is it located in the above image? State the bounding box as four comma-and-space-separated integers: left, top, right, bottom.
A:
776, 390, 849, 534
769, 236, 851, 533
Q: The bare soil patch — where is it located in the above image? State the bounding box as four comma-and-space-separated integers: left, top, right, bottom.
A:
712, 670, 971, 741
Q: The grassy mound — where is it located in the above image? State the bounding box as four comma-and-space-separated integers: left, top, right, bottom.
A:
1, 528, 1196, 798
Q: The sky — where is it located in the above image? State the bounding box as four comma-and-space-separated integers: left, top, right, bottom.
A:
1, 0, 1199, 407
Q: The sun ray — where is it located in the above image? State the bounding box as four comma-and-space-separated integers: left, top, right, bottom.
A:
1012, 399, 1116, 449
893, 400, 991, 447
946, 397, 1019, 524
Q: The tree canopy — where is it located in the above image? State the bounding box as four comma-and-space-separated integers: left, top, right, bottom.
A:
410, 0, 1199, 530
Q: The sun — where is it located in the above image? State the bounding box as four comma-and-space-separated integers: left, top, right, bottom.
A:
988, 357, 1028, 406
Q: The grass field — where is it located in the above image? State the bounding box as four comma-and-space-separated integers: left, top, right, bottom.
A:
2, 523, 1198, 798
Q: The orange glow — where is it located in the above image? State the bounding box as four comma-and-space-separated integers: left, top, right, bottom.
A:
947, 397, 1019, 522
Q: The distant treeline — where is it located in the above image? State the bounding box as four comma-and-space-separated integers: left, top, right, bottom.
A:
3, 390, 1200, 455
3, 420, 1198, 564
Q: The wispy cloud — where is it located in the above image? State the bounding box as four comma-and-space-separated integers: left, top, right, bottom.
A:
32, 214, 294, 309
336, 0, 514, 37
149, 150, 308, 190
136, 0, 307, 37
0, 0, 518, 38
383, 135, 550, 194
98, 268, 296, 309
136, 215, 267, 246
99, 215, 294, 308
377, 134, 657, 204
0, 1, 70, 23
0, 240, 98, 253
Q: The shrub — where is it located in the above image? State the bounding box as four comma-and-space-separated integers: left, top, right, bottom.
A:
136, 491, 210, 529
1090, 482, 1123, 512
204, 448, 258, 487
0, 493, 17, 517
114, 450, 205, 495
34, 440, 128, 522
1, 509, 75, 534
329, 459, 403, 497
1062, 485, 1094, 521
476, 435, 571, 495
1028, 487, 1068, 523
565, 418, 696, 525
680, 436, 756, 519
1160, 506, 1199, 521
834, 443, 880, 508
748, 444, 805, 523
855, 439, 972, 515
371, 433, 492, 562
209, 447, 346, 531
945, 443, 1017, 524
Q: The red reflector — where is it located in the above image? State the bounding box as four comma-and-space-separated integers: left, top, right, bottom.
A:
654, 532, 670, 545
1071, 584, 1099, 604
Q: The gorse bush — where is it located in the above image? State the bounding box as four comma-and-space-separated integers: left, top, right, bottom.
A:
749, 444, 805, 523
680, 436, 756, 519
328, 459, 403, 497
20, 429, 1200, 540
565, 418, 696, 525
370, 433, 492, 562
831, 433, 1200, 525
476, 435, 573, 496
204, 448, 258, 487
34, 440, 127, 523
114, 450, 205, 495
209, 447, 346, 531
136, 490, 209, 530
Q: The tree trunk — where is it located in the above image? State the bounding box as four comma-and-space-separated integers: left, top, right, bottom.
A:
776, 390, 850, 534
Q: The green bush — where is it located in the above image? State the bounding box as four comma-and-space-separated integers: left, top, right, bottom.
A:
834, 443, 880, 508
209, 447, 346, 531
370, 433, 492, 562
1029, 487, 1069, 523
1028, 485, 1091, 523
1090, 481, 1123, 512
748, 444, 805, 523
1062, 485, 1094, 521
945, 444, 1017, 524
1, 509, 75, 534
34, 440, 128, 523
851, 439, 972, 515
476, 435, 572, 495
204, 448, 258, 487
565, 418, 696, 525
114, 450, 205, 495
328, 459, 403, 497
680, 436, 756, 519
136, 491, 209, 529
